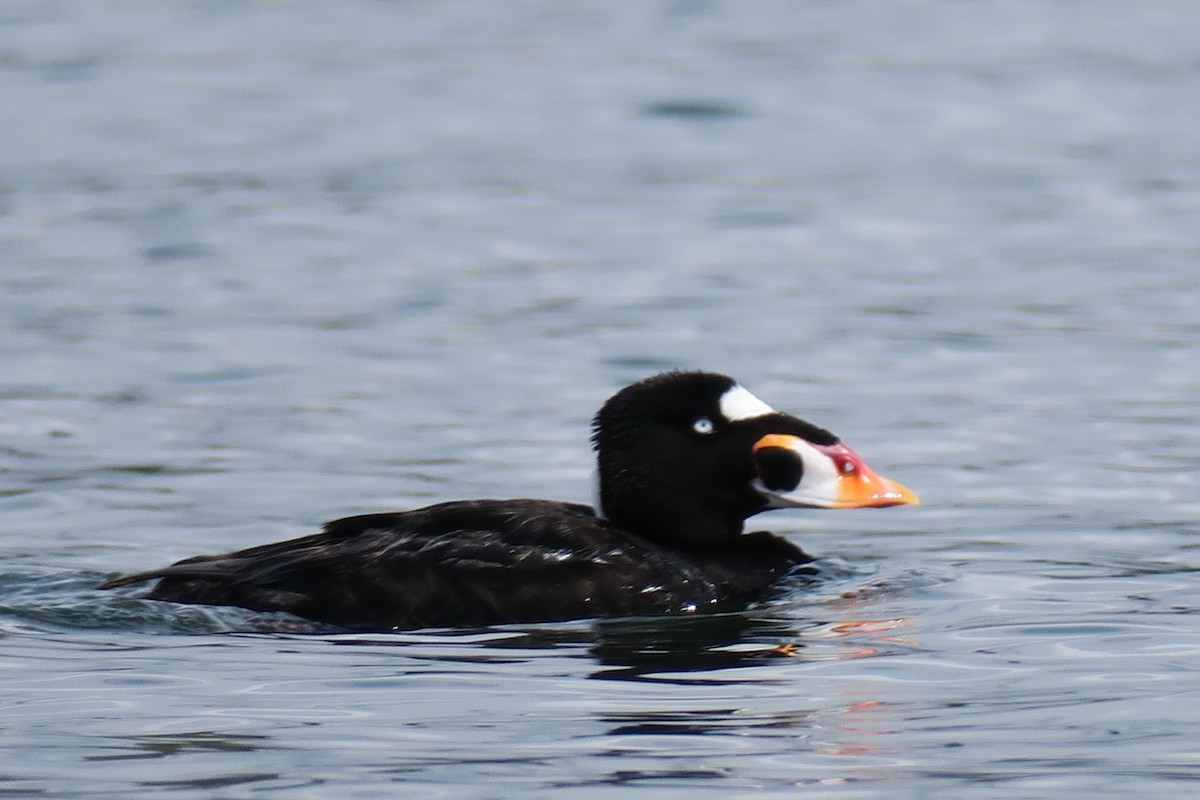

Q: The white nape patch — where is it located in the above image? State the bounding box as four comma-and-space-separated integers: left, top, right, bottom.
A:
590, 468, 607, 519
719, 384, 777, 422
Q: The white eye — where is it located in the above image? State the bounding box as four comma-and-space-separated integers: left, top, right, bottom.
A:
692, 417, 716, 435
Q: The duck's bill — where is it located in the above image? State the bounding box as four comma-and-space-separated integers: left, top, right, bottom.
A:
751, 434, 919, 509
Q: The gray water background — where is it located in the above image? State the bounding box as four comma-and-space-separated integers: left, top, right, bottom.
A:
2, 1, 1199, 797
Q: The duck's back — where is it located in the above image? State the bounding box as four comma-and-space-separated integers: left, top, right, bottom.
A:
106, 499, 810, 630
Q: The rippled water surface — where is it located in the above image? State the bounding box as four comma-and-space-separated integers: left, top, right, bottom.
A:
3, 1, 1199, 797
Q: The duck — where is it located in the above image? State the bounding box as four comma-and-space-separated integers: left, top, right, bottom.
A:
100, 371, 917, 630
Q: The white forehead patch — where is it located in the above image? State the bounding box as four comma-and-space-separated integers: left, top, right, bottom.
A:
719, 384, 777, 422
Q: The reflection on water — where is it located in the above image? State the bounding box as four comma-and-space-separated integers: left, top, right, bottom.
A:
587, 614, 806, 681
86, 731, 269, 762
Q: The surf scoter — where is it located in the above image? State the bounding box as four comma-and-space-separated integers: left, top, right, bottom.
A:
100, 371, 917, 630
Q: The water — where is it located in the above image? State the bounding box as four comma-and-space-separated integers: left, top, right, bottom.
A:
2, 1, 1199, 797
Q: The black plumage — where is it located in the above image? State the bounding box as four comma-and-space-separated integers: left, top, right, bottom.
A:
102, 499, 809, 629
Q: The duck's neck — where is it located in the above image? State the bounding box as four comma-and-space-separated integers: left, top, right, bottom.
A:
596, 482, 752, 550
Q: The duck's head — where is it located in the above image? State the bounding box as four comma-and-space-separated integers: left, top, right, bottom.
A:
591, 371, 918, 548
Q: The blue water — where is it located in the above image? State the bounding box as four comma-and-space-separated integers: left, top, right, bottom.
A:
2, 1, 1199, 797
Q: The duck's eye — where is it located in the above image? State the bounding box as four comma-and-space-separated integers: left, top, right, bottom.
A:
692, 417, 716, 435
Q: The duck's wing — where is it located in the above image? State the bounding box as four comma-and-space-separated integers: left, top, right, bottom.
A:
99, 499, 804, 630
95, 510, 423, 590
100, 499, 640, 629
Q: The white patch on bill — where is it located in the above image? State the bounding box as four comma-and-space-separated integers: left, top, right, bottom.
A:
719, 384, 777, 422
752, 436, 841, 509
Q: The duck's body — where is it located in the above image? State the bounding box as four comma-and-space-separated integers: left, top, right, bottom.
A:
109, 499, 810, 629
102, 372, 916, 631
